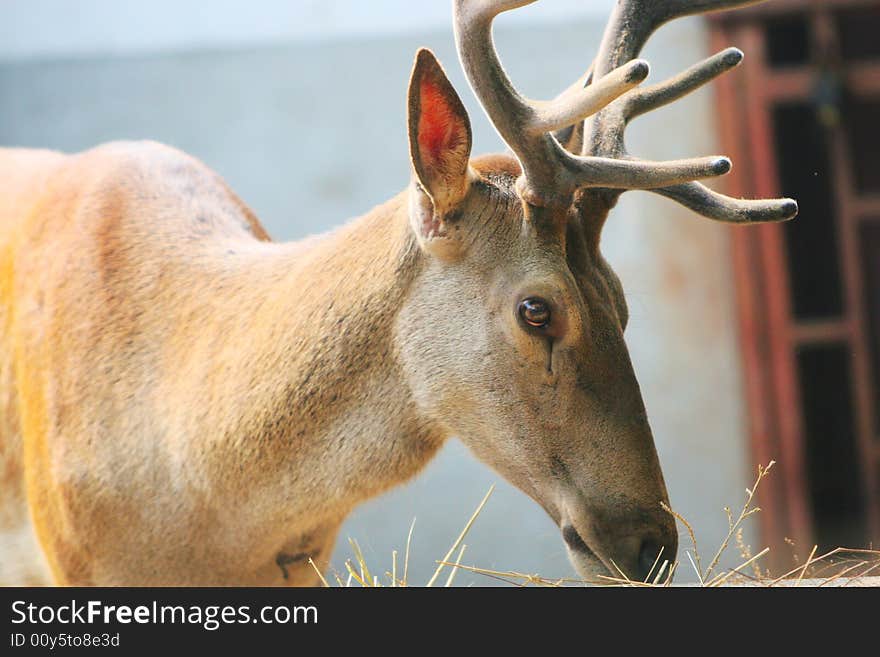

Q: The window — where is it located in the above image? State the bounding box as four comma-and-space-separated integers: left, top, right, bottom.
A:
711, 0, 880, 569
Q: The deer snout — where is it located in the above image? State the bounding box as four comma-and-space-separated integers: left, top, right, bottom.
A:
561, 503, 678, 583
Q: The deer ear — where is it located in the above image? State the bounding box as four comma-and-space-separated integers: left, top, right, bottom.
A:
407, 48, 473, 218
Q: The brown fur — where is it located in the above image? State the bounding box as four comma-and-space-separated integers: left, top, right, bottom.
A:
0, 50, 675, 586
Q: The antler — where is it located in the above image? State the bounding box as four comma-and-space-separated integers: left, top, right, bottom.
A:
452, 0, 798, 222
584, 0, 797, 222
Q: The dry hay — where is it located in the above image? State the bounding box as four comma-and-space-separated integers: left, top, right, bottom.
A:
319, 463, 879, 587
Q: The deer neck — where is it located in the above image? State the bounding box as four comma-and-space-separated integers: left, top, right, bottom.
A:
195, 191, 446, 525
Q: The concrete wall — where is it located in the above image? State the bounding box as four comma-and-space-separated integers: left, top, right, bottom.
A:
0, 12, 758, 584
0, 0, 616, 60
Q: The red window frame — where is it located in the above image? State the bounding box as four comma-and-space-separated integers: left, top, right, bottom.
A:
709, 0, 880, 569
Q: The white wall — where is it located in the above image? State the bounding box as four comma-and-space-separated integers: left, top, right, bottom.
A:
1, 0, 614, 60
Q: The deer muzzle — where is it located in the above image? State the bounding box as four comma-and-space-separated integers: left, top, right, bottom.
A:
559, 496, 678, 583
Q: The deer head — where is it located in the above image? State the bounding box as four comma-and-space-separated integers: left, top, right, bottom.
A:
397, 0, 795, 582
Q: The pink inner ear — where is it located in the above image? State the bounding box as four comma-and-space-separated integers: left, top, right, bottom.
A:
418, 77, 460, 167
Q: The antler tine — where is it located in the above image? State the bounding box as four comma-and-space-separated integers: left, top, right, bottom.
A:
592, 0, 770, 79
657, 183, 798, 224
453, 0, 647, 137
581, 0, 798, 223
564, 154, 731, 191
533, 61, 648, 135
586, 0, 767, 157
453, 0, 733, 207
623, 47, 744, 122
453, 0, 651, 204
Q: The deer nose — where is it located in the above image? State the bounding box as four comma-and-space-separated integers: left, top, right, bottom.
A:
562, 519, 678, 582
637, 539, 666, 582
633, 523, 678, 582
560, 498, 678, 581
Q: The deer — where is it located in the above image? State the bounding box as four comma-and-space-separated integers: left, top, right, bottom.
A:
0, 0, 795, 586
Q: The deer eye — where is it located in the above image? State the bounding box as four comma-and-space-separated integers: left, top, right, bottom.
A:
518, 297, 551, 329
